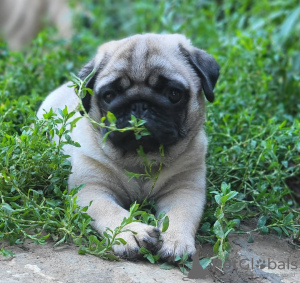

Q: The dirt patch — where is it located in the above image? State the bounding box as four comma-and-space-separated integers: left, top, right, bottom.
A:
1, 229, 299, 283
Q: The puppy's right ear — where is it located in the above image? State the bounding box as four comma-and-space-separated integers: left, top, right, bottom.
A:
179, 44, 220, 103
77, 59, 98, 115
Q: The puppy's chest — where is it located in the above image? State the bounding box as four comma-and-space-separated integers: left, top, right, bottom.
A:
125, 178, 154, 204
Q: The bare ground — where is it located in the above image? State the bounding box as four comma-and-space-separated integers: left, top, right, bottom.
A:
1, 227, 299, 283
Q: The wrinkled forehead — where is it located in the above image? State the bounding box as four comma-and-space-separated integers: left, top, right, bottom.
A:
94, 35, 191, 90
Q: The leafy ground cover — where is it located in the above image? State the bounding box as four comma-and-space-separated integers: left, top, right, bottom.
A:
0, 0, 299, 272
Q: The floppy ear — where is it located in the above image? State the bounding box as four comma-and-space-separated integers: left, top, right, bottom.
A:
179, 45, 220, 102
77, 59, 98, 115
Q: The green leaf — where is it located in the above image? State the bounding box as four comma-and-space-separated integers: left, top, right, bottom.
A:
200, 222, 211, 233
213, 220, 224, 239
78, 246, 86, 255
144, 252, 155, 263
260, 226, 269, 235
88, 235, 101, 244
221, 182, 230, 195
115, 238, 127, 245
283, 213, 293, 225
224, 241, 231, 252
62, 106, 68, 117
54, 235, 66, 247
272, 227, 282, 236
58, 108, 63, 117
5, 146, 14, 167
221, 191, 238, 204
103, 253, 119, 261
129, 202, 139, 214
125, 170, 144, 181
120, 228, 137, 235
224, 228, 234, 238
162, 216, 169, 232
106, 112, 117, 125
200, 257, 212, 269
140, 129, 151, 137
214, 194, 222, 205
214, 207, 224, 219
139, 247, 150, 254
229, 219, 240, 229
129, 115, 137, 126
257, 216, 267, 228
213, 239, 220, 254
153, 253, 161, 261
184, 260, 192, 269
225, 202, 246, 213
1, 203, 15, 215
181, 252, 188, 262
102, 131, 111, 146
157, 211, 166, 219
160, 262, 175, 270
85, 88, 94, 95
247, 232, 254, 243
70, 116, 82, 128
278, 6, 300, 42
278, 120, 287, 129
281, 226, 290, 236
0, 248, 14, 257
82, 68, 96, 84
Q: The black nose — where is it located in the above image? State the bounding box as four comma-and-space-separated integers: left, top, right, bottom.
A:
131, 102, 148, 117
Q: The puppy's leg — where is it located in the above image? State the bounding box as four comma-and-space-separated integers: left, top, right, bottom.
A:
76, 186, 160, 258
155, 174, 206, 261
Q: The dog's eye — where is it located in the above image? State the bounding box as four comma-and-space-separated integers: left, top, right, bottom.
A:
103, 92, 115, 104
167, 89, 183, 104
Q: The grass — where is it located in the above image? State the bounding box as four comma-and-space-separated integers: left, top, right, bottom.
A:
0, 0, 299, 273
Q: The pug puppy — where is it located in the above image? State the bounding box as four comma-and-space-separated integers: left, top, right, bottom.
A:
37, 34, 219, 260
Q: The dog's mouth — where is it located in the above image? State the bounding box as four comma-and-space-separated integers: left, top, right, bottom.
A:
105, 118, 180, 153
108, 131, 160, 153
100, 98, 186, 154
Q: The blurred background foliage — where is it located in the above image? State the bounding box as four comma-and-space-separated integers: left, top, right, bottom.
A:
1, 0, 299, 122
0, 0, 299, 257
70, 0, 300, 116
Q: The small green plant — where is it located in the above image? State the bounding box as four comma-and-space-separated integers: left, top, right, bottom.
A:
0, 108, 92, 251
0, 102, 167, 261
159, 253, 193, 274
69, 70, 169, 261
0, 248, 14, 257
246, 211, 300, 244
197, 182, 244, 268
77, 202, 142, 261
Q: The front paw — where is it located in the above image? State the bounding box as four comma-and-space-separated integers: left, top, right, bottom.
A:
112, 222, 161, 259
158, 232, 196, 262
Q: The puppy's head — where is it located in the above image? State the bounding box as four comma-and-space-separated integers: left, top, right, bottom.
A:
78, 34, 219, 153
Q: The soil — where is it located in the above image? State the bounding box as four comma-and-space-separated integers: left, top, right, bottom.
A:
1, 226, 299, 283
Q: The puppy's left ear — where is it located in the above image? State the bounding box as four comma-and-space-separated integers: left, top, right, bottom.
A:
179, 45, 220, 102
77, 59, 98, 115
